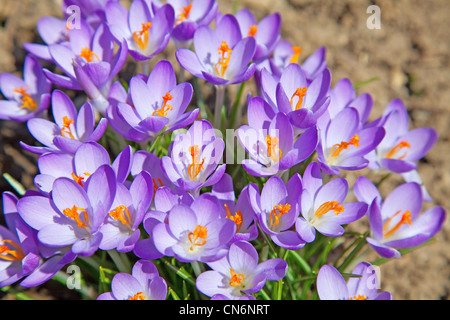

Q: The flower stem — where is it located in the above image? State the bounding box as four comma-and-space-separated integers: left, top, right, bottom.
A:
214, 85, 225, 130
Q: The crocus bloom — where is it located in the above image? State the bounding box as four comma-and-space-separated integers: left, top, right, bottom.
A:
249, 174, 306, 250
176, 14, 256, 85
33, 142, 133, 196
365, 99, 438, 174
316, 106, 385, 175
259, 63, 331, 131
97, 260, 167, 300
98, 171, 154, 253
151, 193, 236, 263
295, 162, 368, 242
17, 165, 117, 257
354, 178, 446, 259
0, 55, 51, 122
108, 60, 198, 142
105, 0, 174, 61
43, 22, 128, 114
211, 173, 259, 242
317, 262, 392, 300
234, 9, 281, 63
166, 0, 219, 49
237, 98, 318, 177
196, 240, 287, 299
161, 120, 226, 196
20, 90, 107, 155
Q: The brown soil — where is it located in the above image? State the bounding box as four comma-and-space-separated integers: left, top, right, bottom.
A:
0, 0, 448, 300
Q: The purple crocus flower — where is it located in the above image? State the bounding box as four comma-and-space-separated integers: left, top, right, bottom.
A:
151, 193, 236, 263
105, 0, 174, 61
32, 142, 133, 197
211, 173, 259, 242
98, 171, 154, 253
107, 60, 198, 142
316, 106, 385, 175
17, 165, 117, 257
176, 14, 256, 85
161, 120, 226, 196
20, 90, 107, 155
249, 174, 306, 250
196, 240, 287, 299
97, 259, 167, 300
317, 262, 392, 300
237, 98, 318, 177
134, 186, 195, 260
234, 9, 281, 63
259, 63, 331, 131
165, 0, 219, 49
43, 22, 128, 114
354, 178, 446, 259
0, 55, 51, 122
295, 162, 368, 242
365, 99, 438, 174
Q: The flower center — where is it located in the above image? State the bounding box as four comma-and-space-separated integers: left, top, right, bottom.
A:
175, 3, 193, 25
350, 295, 367, 300
188, 225, 207, 246
71, 172, 91, 187
247, 25, 258, 37
329, 135, 360, 158
290, 87, 308, 111
290, 46, 302, 64
133, 22, 152, 50
109, 205, 132, 226
129, 292, 146, 300
383, 210, 412, 238
215, 41, 232, 78
187, 145, 205, 180
79, 47, 100, 63
229, 268, 245, 287
270, 203, 291, 226
13, 86, 37, 111
63, 205, 90, 228
152, 92, 173, 117
225, 204, 243, 233
266, 135, 282, 163
385, 140, 411, 160
0, 239, 25, 262
314, 201, 344, 218
61, 116, 76, 139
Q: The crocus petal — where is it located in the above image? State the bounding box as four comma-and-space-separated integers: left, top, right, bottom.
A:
317, 265, 349, 300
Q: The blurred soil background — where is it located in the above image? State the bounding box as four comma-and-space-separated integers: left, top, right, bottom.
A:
0, 0, 448, 299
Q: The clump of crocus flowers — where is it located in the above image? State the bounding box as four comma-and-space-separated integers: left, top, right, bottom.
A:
0, 0, 445, 303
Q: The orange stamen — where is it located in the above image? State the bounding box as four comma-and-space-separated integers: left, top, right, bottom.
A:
229, 268, 245, 287
290, 46, 302, 64
133, 22, 152, 50
314, 201, 344, 218
188, 225, 207, 246
329, 135, 360, 158
175, 3, 193, 25
152, 177, 164, 194
0, 239, 25, 262
187, 145, 205, 180
61, 116, 75, 139
247, 25, 258, 37
63, 205, 89, 228
385, 141, 411, 160
225, 204, 243, 233
152, 92, 173, 117
290, 87, 308, 111
71, 172, 90, 187
350, 295, 368, 300
266, 135, 282, 163
13, 86, 37, 111
129, 292, 146, 300
109, 205, 132, 226
79, 47, 100, 63
383, 210, 412, 238
270, 203, 291, 226
215, 41, 232, 77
